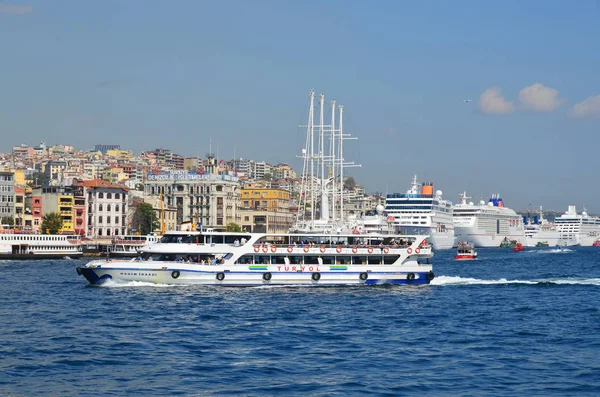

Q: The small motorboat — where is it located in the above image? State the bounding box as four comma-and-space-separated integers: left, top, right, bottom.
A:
593, 240, 600, 247
512, 242, 524, 252
455, 241, 477, 260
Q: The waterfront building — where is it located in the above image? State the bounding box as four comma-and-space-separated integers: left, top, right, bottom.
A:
73, 179, 129, 237
0, 171, 15, 220
144, 170, 240, 230
37, 186, 75, 233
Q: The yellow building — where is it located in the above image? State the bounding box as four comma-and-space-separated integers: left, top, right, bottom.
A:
239, 188, 293, 234
240, 188, 290, 212
58, 195, 74, 232
106, 149, 133, 159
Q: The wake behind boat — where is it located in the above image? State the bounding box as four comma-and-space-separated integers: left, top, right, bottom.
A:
76, 229, 435, 286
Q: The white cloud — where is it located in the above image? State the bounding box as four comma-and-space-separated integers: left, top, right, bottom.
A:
479, 86, 515, 114
571, 95, 600, 118
0, 3, 33, 14
518, 83, 563, 111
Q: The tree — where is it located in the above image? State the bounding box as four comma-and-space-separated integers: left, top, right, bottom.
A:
227, 222, 242, 232
132, 203, 160, 235
344, 176, 356, 190
41, 212, 63, 234
0, 216, 14, 226
27, 171, 48, 187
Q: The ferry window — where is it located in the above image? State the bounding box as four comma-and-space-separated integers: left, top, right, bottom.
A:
289, 255, 303, 265
368, 256, 382, 265
304, 256, 319, 265
321, 256, 335, 265
352, 256, 367, 265
272, 256, 286, 265
337, 256, 351, 265
383, 255, 398, 265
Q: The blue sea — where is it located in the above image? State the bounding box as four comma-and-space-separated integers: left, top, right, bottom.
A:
1, 247, 600, 396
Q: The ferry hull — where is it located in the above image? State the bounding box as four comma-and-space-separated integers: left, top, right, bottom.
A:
77, 262, 435, 287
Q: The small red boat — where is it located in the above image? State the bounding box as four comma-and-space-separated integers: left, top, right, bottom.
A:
512, 242, 524, 252
455, 241, 477, 260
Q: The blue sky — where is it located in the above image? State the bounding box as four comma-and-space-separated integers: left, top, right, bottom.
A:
1, 0, 600, 212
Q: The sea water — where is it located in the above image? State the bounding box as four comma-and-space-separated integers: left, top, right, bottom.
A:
1, 247, 599, 396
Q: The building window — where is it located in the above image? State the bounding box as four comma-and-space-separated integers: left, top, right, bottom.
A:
115, 216, 119, 225
99, 216, 103, 224
115, 193, 120, 200
216, 185, 223, 192
107, 204, 111, 212
98, 229, 103, 236
115, 205, 119, 212
107, 217, 111, 224
114, 229, 119, 236
244, 216, 249, 221
107, 193, 112, 199
99, 204, 103, 211
217, 218, 223, 225
98, 192, 104, 198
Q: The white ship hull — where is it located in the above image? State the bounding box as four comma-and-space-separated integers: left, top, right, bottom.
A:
77, 260, 434, 286
454, 226, 525, 248
525, 229, 579, 247
429, 229, 455, 250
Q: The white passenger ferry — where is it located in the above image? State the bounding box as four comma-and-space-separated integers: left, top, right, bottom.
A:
453, 193, 525, 247
385, 176, 455, 250
77, 90, 434, 286
0, 226, 83, 259
76, 229, 434, 286
555, 205, 600, 246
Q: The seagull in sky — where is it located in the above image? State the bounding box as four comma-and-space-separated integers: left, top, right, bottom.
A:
463, 99, 472, 103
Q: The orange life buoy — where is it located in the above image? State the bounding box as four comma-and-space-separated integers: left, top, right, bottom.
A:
367, 246, 374, 253
421, 239, 428, 246
320, 246, 326, 253
336, 245, 342, 253
303, 246, 309, 253
287, 246, 293, 253
407, 247, 413, 254
262, 245, 269, 253
383, 247, 389, 254
254, 245, 260, 252
271, 245, 277, 253
415, 247, 421, 254
352, 246, 358, 253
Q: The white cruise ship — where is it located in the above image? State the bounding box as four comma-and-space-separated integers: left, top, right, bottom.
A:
453, 193, 525, 247
555, 205, 600, 246
524, 206, 578, 247
385, 176, 455, 250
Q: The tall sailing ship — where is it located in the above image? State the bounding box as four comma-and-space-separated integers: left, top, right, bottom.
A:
77, 90, 435, 287
385, 176, 455, 250
453, 193, 525, 248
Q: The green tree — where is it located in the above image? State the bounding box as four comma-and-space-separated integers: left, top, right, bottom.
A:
27, 171, 48, 187
41, 212, 63, 234
227, 222, 242, 232
343, 176, 356, 190
0, 216, 14, 226
132, 203, 159, 235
